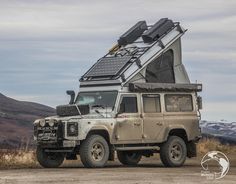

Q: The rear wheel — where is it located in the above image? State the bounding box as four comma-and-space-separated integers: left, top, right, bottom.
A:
117, 151, 142, 166
160, 136, 187, 167
36, 146, 64, 168
80, 135, 109, 168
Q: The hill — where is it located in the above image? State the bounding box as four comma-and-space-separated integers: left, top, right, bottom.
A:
0, 93, 55, 148
200, 120, 236, 144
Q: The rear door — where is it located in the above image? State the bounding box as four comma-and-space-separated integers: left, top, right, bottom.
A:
141, 94, 164, 142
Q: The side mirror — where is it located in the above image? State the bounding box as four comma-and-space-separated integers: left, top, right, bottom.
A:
197, 96, 202, 110
66, 90, 75, 104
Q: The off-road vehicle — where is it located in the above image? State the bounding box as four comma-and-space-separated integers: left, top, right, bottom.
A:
34, 18, 202, 168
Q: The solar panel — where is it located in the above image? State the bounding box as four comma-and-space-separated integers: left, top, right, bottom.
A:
84, 56, 132, 78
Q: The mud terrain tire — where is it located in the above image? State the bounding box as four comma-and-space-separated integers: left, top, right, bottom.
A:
117, 151, 142, 166
36, 146, 64, 168
80, 135, 109, 168
160, 136, 187, 167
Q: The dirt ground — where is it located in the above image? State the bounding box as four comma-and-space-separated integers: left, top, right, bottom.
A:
0, 156, 235, 184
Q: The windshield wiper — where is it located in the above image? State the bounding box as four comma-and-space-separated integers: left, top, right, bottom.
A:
91, 104, 106, 117
91, 104, 105, 109
94, 109, 105, 117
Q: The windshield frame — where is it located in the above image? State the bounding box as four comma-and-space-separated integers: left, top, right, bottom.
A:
75, 90, 118, 111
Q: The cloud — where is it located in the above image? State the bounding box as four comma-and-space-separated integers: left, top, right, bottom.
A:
203, 101, 236, 122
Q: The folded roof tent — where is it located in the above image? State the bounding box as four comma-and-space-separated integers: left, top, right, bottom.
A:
79, 18, 193, 92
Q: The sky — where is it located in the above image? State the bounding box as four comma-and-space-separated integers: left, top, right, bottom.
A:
0, 0, 236, 121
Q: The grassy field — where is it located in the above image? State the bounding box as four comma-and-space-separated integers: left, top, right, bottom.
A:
0, 149, 38, 169
0, 139, 235, 169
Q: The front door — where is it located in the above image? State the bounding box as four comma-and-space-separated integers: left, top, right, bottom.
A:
115, 94, 142, 144
142, 94, 164, 142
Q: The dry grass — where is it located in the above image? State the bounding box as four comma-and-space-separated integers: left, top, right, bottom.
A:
197, 138, 236, 155
0, 150, 38, 169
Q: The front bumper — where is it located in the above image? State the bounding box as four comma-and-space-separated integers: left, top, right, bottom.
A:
37, 140, 78, 149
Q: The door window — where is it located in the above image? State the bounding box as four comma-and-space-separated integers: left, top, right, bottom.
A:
142, 94, 161, 113
119, 96, 138, 113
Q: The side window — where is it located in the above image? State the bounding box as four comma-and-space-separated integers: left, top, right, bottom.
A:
142, 94, 161, 113
119, 96, 138, 113
165, 94, 193, 112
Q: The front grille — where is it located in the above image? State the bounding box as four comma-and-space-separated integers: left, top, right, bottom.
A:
37, 120, 62, 142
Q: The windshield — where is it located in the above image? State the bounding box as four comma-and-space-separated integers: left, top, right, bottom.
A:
75, 91, 118, 110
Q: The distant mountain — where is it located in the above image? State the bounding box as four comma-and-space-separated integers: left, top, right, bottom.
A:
0, 93, 55, 148
200, 120, 236, 144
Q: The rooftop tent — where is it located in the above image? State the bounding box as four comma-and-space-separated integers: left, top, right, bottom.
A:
80, 18, 190, 89
145, 49, 175, 83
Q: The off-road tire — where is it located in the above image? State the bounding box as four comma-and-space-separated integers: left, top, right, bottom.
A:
36, 146, 64, 168
160, 136, 187, 167
80, 135, 109, 168
117, 151, 142, 166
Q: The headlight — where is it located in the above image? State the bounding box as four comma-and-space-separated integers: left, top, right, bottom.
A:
34, 119, 40, 125
67, 122, 78, 136
69, 125, 76, 133
48, 119, 56, 127
39, 119, 46, 127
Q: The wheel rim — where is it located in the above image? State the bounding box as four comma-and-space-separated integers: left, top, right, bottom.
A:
91, 142, 105, 161
170, 143, 182, 161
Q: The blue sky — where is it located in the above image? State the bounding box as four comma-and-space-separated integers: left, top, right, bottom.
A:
0, 0, 236, 121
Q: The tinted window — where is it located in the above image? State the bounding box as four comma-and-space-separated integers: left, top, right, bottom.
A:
143, 95, 161, 113
165, 94, 193, 112
119, 96, 138, 113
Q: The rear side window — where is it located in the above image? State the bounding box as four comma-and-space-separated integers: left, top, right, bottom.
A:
165, 94, 193, 112
142, 94, 161, 113
119, 96, 138, 113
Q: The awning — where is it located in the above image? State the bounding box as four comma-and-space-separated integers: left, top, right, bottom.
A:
129, 83, 202, 92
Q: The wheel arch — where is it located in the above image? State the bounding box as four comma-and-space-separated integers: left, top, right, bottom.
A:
164, 126, 189, 143
168, 128, 188, 143
86, 128, 111, 144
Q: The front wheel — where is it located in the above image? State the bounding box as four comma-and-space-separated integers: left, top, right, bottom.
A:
36, 146, 64, 168
160, 136, 187, 167
117, 151, 142, 166
80, 135, 109, 168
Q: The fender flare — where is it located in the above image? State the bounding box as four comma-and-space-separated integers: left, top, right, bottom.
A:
86, 125, 111, 143
163, 125, 189, 142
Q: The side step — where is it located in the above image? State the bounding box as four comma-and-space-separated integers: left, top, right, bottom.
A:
44, 149, 74, 153
114, 146, 160, 151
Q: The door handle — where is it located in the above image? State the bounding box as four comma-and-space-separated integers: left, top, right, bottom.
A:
134, 122, 141, 126
156, 122, 163, 126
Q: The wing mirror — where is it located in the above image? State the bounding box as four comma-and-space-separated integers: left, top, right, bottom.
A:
66, 90, 75, 104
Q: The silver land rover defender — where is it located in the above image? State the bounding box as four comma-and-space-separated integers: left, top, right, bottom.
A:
34, 18, 202, 168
